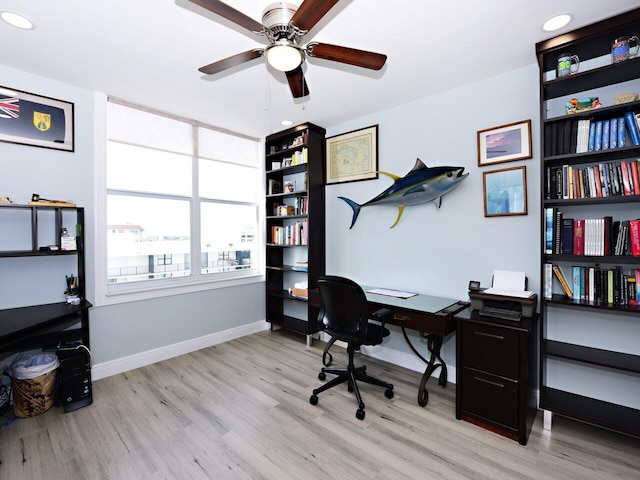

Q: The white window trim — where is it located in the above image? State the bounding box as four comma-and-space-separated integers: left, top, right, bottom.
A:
93, 92, 265, 307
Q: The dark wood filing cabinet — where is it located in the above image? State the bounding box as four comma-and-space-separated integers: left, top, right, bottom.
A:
455, 308, 538, 445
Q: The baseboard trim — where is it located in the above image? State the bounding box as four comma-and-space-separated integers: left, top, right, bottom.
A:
92, 320, 269, 380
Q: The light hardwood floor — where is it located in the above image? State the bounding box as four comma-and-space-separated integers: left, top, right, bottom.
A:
1, 330, 639, 479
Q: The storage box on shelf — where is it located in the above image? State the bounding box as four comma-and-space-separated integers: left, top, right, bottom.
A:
537, 8, 640, 437
265, 123, 325, 342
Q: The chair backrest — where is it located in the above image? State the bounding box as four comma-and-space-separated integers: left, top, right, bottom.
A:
317, 276, 369, 340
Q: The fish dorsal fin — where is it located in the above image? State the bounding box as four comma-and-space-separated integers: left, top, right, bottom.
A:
379, 171, 401, 182
409, 158, 428, 173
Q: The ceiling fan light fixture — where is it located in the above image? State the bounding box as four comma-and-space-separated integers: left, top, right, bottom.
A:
266, 41, 303, 72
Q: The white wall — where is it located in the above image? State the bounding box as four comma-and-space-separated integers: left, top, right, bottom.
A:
0, 65, 266, 371
1, 60, 540, 378
324, 64, 541, 371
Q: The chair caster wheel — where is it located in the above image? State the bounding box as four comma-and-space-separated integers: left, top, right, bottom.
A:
356, 408, 365, 420
385, 388, 394, 399
318, 372, 326, 381
310, 395, 318, 405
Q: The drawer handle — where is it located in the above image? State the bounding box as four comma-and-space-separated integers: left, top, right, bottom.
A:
473, 330, 504, 340
474, 376, 504, 388
394, 314, 410, 322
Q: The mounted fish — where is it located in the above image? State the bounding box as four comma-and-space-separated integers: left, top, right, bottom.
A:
339, 158, 469, 229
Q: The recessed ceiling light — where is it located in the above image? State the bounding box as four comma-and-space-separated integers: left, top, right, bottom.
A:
542, 13, 572, 32
0, 11, 34, 30
281, 120, 293, 126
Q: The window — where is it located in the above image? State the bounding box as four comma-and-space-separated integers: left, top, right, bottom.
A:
96, 98, 261, 304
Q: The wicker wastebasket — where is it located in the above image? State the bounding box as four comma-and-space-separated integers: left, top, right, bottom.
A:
10, 353, 59, 417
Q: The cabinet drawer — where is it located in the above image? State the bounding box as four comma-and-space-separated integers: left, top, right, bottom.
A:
462, 323, 518, 378
462, 367, 518, 429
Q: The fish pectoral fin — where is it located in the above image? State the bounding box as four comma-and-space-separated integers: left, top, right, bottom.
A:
378, 171, 401, 182
390, 205, 405, 228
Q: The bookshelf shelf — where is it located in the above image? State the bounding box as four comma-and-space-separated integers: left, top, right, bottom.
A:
265, 123, 326, 341
537, 7, 640, 438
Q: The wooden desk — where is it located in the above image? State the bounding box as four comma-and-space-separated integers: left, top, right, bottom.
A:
363, 288, 468, 406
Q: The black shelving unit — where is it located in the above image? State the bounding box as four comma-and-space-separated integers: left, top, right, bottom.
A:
265, 123, 326, 344
536, 8, 640, 437
0, 205, 91, 355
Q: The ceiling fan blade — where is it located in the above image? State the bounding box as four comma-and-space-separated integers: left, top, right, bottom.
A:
290, 0, 340, 32
285, 67, 310, 98
199, 49, 263, 75
188, 0, 264, 33
307, 42, 387, 70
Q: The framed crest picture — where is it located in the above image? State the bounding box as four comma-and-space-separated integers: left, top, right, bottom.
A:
0, 86, 74, 152
326, 125, 378, 184
477, 119, 531, 166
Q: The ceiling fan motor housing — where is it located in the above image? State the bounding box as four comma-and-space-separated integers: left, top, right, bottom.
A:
262, 2, 299, 40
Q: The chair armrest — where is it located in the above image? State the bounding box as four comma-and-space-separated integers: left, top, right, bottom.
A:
371, 308, 392, 327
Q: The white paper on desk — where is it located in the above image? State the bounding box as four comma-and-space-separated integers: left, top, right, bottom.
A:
367, 288, 418, 299
484, 270, 535, 298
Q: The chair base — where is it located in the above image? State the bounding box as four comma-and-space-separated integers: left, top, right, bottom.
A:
310, 345, 394, 420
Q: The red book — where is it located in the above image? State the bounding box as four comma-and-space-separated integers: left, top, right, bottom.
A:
620, 161, 631, 195
573, 219, 585, 255
631, 160, 640, 195
630, 219, 640, 256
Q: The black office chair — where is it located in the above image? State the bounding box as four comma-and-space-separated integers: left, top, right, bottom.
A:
309, 275, 394, 420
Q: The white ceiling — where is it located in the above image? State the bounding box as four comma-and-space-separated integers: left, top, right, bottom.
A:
1, 0, 638, 138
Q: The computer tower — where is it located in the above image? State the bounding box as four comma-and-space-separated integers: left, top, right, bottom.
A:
57, 347, 93, 412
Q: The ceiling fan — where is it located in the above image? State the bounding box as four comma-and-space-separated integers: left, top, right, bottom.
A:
188, 0, 387, 98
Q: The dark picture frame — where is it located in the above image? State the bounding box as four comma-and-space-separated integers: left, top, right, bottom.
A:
477, 119, 531, 166
483, 165, 528, 217
0, 85, 74, 152
326, 124, 378, 185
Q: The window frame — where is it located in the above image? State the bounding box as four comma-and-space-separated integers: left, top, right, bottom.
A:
93, 94, 264, 307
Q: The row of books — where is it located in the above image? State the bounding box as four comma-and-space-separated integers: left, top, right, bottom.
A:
270, 220, 308, 246
545, 159, 640, 200
544, 208, 640, 257
544, 111, 640, 157
271, 197, 308, 216
545, 263, 639, 306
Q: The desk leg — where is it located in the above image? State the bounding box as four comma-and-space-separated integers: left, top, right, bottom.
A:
402, 328, 446, 407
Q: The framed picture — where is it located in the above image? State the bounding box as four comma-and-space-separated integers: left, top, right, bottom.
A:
0, 86, 74, 152
483, 166, 528, 217
326, 124, 378, 185
477, 119, 531, 166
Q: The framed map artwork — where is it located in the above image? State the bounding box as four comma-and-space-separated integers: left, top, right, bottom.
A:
325, 125, 378, 185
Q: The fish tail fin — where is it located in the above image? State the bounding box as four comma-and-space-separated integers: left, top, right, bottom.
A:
338, 197, 361, 229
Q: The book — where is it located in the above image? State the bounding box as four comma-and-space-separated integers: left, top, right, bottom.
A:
602, 119, 610, 150
609, 117, 618, 149
620, 161, 631, 195
624, 111, 640, 145
594, 120, 603, 150
617, 117, 627, 147
544, 263, 553, 299
561, 217, 574, 254
572, 266, 582, 300
588, 120, 596, 151
630, 219, 640, 256
631, 160, 640, 195
552, 264, 573, 297
544, 207, 554, 254
553, 209, 563, 254
573, 219, 585, 255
